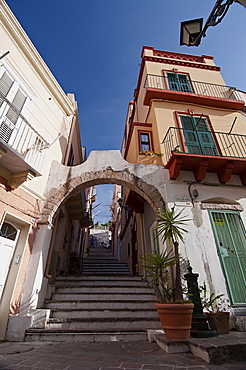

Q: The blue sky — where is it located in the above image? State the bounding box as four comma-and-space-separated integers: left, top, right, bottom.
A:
5, 0, 246, 222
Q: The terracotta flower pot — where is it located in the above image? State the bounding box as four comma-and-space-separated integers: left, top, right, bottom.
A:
156, 302, 194, 342
205, 312, 229, 334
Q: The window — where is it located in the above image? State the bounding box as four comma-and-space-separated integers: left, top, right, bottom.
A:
179, 115, 218, 156
0, 70, 28, 145
167, 72, 192, 93
140, 132, 151, 151
0, 222, 18, 241
0, 72, 14, 107
209, 210, 246, 305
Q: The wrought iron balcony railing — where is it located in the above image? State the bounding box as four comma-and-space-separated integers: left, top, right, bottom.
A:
162, 127, 246, 163
144, 74, 241, 101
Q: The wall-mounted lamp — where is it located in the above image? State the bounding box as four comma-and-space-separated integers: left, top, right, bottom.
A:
192, 189, 199, 198
117, 198, 131, 212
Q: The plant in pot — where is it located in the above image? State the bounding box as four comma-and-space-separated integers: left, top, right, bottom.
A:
200, 282, 230, 334
140, 207, 194, 342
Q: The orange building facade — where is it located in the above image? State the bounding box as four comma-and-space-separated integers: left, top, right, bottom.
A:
117, 46, 246, 330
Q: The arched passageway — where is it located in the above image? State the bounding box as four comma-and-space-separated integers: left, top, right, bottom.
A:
19, 150, 169, 329
40, 150, 167, 226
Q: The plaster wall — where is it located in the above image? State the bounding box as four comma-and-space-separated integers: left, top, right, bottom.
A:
163, 179, 246, 307
144, 60, 225, 86
0, 3, 77, 197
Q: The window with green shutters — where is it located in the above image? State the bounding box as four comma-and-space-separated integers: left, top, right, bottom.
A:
167, 72, 192, 93
179, 115, 218, 156
209, 210, 246, 305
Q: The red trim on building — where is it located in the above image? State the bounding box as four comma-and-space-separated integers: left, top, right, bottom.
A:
153, 49, 205, 63
143, 88, 244, 110
165, 152, 246, 185
144, 56, 220, 71
135, 47, 220, 108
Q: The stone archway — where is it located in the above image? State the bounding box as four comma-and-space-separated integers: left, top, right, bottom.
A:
39, 150, 169, 225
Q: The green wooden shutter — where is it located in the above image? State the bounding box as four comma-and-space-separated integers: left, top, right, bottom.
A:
180, 115, 218, 155
177, 74, 192, 92
167, 73, 192, 92
167, 73, 179, 91
209, 210, 246, 305
180, 115, 201, 154
195, 117, 218, 156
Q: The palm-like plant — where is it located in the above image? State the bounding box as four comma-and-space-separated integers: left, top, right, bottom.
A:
154, 207, 191, 301
140, 250, 177, 303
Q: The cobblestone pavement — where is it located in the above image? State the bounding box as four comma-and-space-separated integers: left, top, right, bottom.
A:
1, 341, 246, 370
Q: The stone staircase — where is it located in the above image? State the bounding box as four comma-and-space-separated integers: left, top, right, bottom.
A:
25, 247, 161, 342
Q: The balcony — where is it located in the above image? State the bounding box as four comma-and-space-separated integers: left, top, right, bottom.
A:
162, 127, 246, 185
0, 112, 48, 188
143, 74, 245, 110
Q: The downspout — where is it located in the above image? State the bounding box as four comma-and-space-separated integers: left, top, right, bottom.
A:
44, 216, 58, 279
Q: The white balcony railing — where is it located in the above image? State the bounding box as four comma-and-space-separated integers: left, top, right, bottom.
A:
0, 113, 49, 173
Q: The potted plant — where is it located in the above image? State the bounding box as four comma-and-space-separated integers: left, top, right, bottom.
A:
200, 282, 230, 334
140, 207, 194, 342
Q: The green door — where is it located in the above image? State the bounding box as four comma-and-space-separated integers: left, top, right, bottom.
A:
180, 115, 218, 156
209, 210, 246, 305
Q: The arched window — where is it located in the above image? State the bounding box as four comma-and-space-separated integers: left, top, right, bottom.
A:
0, 222, 18, 241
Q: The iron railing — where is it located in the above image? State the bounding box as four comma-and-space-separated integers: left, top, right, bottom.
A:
144, 74, 241, 101
162, 127, 246, 163
0, 97, 49, 172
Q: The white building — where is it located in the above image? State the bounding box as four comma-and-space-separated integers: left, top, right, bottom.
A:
0, 0, 89, 340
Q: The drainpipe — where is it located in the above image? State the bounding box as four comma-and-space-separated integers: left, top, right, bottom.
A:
44, 215, 58, 279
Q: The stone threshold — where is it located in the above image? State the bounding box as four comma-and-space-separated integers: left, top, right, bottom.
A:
149, 330, 246, 364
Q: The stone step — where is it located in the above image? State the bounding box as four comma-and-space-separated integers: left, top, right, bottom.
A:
83, 258, 121, 263
81, 271, 131, 275
51, 308, 158, 319
26, 253, 159, 342
51, 292, 156, 301
81, 269, 130, 274
81, 266, 130, 271
55, 280, 148, 287
154, 332, 246, 364
25, 330, 148, 342
55, 275, 142, 281
46, 300, 157, 310
45, 317, 161, 331
55, 286, 153, 294
82, 264, 129, 269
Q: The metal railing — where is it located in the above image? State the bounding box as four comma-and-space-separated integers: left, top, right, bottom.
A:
144, 74, 241, 101
0, 109, 49, 173
162, 127, 246, 163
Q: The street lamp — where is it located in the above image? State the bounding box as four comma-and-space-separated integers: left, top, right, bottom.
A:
180, 18, 203, 47
180, 0, 245, 46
